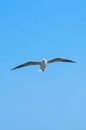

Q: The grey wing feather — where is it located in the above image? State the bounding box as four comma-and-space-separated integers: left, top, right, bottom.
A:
47, 58, 76, 63
11, 61, 41, 70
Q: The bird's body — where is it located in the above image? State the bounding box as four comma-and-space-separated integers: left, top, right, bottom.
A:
40, 59, 47, 71
11, 57, 76, 71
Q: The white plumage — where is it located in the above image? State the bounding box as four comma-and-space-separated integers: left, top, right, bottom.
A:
11, 57, 76, 71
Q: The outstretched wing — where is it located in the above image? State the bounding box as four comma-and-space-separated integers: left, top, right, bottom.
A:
47, 58, 76, 64
11, 61, 41, 70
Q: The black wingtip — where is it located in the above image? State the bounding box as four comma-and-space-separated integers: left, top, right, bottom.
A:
72, 61, 76, 63
11, 67, 18, 70
11, 68, 15, 71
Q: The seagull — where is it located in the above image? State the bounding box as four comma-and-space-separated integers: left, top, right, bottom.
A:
11, 57, 76, 71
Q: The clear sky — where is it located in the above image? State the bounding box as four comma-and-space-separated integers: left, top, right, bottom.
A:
0, 0, 86, 130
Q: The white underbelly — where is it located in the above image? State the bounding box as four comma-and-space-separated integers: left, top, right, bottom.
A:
40, 60, 47, 70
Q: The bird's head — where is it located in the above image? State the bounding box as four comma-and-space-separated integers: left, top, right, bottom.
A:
42, 58, 46, 62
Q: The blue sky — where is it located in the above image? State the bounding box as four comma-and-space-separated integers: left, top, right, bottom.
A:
0, 0, 86, 130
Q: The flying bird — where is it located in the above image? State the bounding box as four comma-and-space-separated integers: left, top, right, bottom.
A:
11, 57, 76, 71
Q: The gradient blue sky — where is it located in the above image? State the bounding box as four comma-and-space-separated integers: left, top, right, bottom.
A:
0, 0, 86, 130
